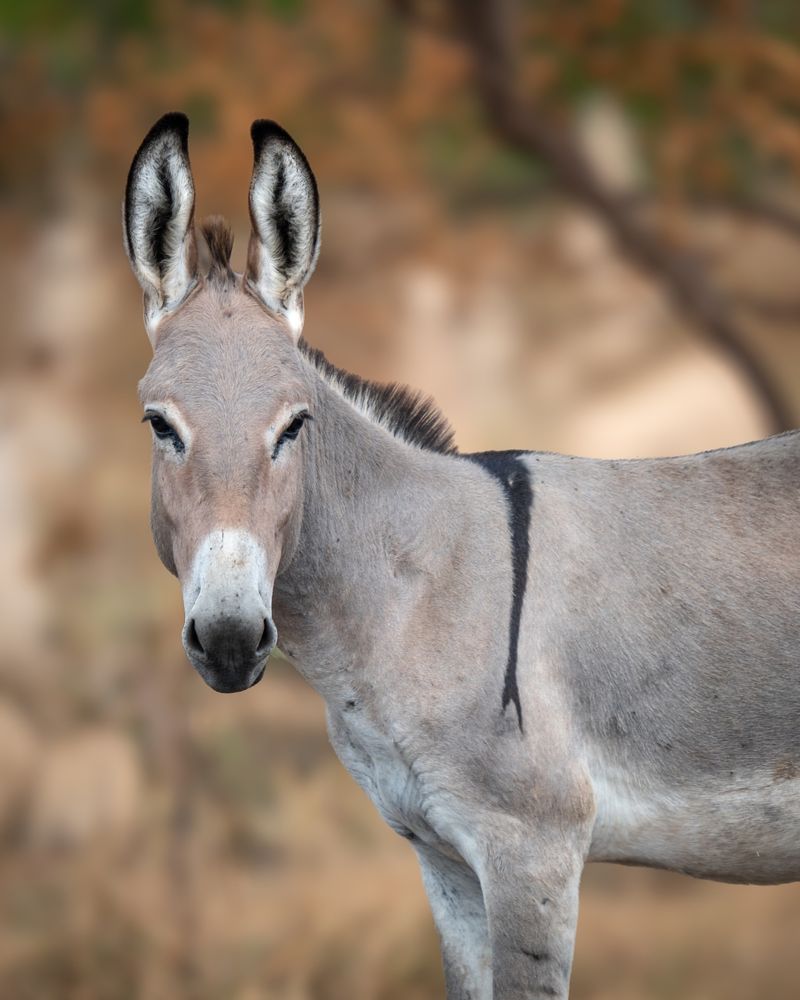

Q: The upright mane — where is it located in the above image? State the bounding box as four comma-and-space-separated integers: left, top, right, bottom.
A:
201, 216, 236, 288
299, 341, 457, 455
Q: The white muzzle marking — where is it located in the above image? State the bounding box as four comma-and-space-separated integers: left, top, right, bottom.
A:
182, 529, 269, 617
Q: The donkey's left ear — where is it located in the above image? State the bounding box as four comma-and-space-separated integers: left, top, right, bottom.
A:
123, 112, 198, 343
245, 120, 321, 342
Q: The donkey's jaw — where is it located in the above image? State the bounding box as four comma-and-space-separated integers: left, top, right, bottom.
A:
181, 528, 276, 692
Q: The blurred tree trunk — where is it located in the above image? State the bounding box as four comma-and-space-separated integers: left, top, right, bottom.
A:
403, 0, 794, 433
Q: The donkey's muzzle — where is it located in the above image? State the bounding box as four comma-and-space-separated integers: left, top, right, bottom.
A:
183, 612, 276, 693
180, 529, 276, 693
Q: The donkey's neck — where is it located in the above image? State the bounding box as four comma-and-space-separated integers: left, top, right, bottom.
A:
272, 376, 506, 706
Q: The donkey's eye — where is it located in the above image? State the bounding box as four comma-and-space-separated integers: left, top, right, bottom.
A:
273, 412, 310, 459
283, 415, 307, 440
143, 412, 184, 452
148, 414, 172, 436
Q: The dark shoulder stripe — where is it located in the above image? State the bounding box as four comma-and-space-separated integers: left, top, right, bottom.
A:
464, 450, 533, 732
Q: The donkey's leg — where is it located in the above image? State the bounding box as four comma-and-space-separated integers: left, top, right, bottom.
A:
479, 833, 585, 1000
415, 843, 492, 1000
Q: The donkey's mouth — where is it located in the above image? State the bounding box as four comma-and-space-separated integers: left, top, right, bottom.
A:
190, 657, 268, 694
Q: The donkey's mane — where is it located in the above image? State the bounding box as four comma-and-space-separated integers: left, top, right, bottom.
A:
200, 215, 455, 454
299, 341, 458, 455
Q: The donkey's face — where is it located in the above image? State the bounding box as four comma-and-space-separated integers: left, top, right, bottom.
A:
124, 114, 320, 693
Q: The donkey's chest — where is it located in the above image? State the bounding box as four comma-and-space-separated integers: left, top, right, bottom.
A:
326, 708, 454, 850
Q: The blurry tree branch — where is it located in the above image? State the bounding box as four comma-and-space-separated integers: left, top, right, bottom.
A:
735, 294, 800, 322
696, 194, 800, 244
625, 192, 800, 245
401, 0, 794, 432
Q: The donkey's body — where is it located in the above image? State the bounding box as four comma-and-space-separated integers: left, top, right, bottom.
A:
125, 114, 800, 999
300, 426, 800, 884
279, 386, 800, 996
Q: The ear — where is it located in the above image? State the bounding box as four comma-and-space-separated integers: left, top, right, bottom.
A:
123, 112, 198, 343
245, 120, 321, 342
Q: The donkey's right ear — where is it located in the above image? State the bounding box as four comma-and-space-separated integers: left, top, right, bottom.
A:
123, 112, 198, 343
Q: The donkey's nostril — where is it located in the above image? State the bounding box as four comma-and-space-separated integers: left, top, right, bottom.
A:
256, 618, 277, 657
186, 618, 205, 656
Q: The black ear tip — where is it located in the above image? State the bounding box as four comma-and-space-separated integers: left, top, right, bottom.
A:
250, 118, 297, 155
140, 111, 190, 154
156, 111, 189, 134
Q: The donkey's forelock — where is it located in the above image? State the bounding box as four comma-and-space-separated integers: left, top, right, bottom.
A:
200, 215, 236, 289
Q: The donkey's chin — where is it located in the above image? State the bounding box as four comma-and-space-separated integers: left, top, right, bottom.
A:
189, 656, 269, 694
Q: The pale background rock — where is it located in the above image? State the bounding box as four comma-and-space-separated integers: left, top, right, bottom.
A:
28, 728, 143, 851
0, 699, 38, 833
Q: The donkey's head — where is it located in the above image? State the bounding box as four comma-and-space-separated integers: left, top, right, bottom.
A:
124, 113, 320, 693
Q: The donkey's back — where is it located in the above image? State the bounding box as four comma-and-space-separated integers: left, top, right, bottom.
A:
524, 430, 800, 884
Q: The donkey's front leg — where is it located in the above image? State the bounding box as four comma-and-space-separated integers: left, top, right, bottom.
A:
479, 832, 585, 1000
415, 843, 492, 999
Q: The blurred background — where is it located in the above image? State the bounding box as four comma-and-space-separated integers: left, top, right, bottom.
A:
2, 1, 800, 997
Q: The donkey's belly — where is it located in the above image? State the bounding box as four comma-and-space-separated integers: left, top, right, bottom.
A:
588, 763, 800, 884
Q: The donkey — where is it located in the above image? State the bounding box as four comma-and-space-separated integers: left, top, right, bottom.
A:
124, 113, 800, 999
